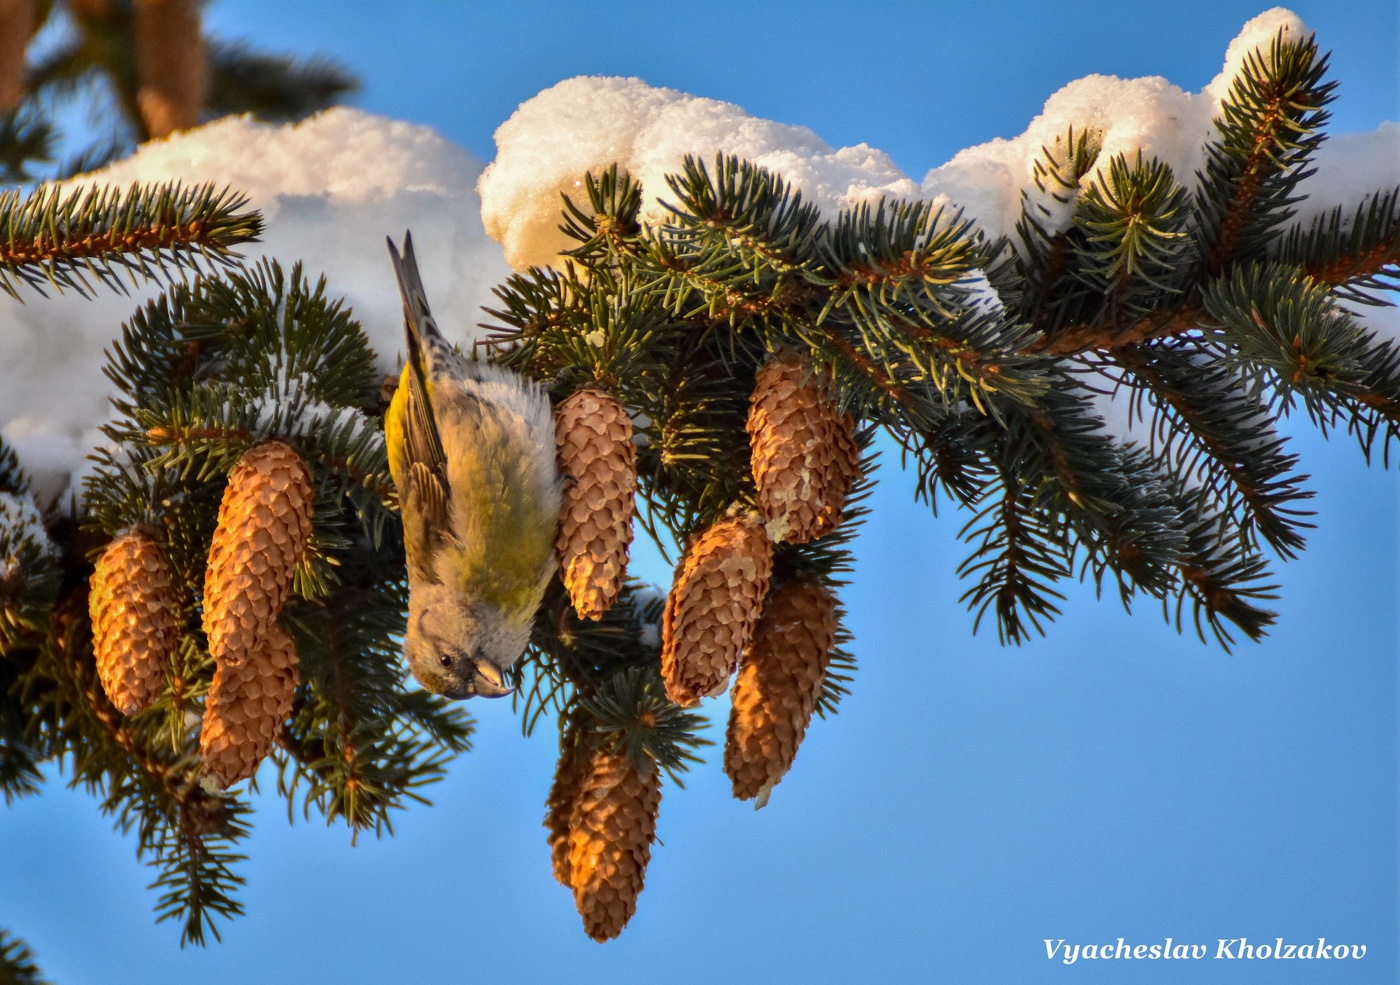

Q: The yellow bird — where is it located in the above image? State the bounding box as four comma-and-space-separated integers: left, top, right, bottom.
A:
385, 233, 559, 698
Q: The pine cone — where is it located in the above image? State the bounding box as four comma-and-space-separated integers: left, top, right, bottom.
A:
199, 621, 299, 788
556, 387, 637, 620
133, 0, 207, 138
566, 751, 661, 942
747, 351, 860, 544
545, 721, 591, 887
202, 441, 313, 666
88, 531, 178, 716
725, 576, 837, 807
660, 514, 773, 708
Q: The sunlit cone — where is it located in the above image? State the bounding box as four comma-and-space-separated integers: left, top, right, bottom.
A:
660, 514, 773, 707
747, 351, 860, 544
0, 0, 38, 113
199, 621, 299, 788
545, 718, 591, 887
725, 576, 837, 807
556, 387, 637, 620
133, 0, 207, 138
202, 441, 313, 667
88, 531, 178, 716
566, 751, 661, 942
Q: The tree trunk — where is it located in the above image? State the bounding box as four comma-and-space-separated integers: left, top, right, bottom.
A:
0, 0, 37, 113
133, 0, 206, 138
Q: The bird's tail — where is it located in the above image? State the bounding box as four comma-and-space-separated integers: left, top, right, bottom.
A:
387, 230, 450, 367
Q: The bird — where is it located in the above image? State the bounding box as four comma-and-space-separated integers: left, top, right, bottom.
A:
384, 232, 560, 698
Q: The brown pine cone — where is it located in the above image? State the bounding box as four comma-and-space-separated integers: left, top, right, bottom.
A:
660, 513, 773, 708
0, 0, 38, 114
555, 387, 637, 620
133, 0, 207, 138
199, 621, 299, 788
88, 531, 178, 716
747, 351, 860, 544
545, 716, 592, 887
725, 576, 837, 807
202, 441, 313, 666
566, 751, 661, 942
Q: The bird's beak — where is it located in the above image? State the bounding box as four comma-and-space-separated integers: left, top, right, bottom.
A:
471, 659, 514, 699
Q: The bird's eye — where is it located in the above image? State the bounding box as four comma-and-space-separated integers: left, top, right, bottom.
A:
438, 653, 452, 669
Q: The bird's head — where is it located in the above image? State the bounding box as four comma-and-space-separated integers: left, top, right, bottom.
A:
403, 583, 532, 699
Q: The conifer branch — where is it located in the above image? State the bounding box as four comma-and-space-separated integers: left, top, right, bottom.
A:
31, 591, 249, 947
1197, 29, 1335, 274
1012, 126, 1104, 334
0, 929, 50, 985
1108, 341, 1313, 557
1276, 186, 1400, 303
0, 181, 262, 299
958, 469, 1069, 644
1169, 514, 1279, 648
1026, 301, 1207, 356
1204, 262, 1400, 458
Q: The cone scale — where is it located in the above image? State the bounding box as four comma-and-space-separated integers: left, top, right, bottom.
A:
660, 514, 773, 708
88, 531, 179, 716
565, 751, 661, 942
545, 726, 590, 887
202, 441, 313, 667
199, 621, 299, 788
747, 351, 860, 544
555, 387, 638, 620
725, 576, 837, 807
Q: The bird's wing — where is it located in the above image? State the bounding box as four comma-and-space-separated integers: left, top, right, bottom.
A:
387, 233, 451, 482
386, 233, 457, 584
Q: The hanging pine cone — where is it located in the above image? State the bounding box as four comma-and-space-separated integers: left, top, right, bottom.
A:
202, 441, 313, 667
199, 621, 299, 788
660, 513, 773, 708
725, 576, 837, 807
545, 716, 592, 887
747, 351, 860, 544
88, 530, 178, 716
566, 750, 661, 942
555, 387, 637, 620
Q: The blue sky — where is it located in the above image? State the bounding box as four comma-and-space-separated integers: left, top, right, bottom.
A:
3, 1, 1397, 982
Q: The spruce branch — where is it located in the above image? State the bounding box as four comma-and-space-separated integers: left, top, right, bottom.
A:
0, 106, 56, 183
0, 653, 43, 804
1204, 262, 1400, 460
0, 929, 51, 985
1197, 28, 1336, 274
559, 162, 644, 264
0, 180, 262, 299
277, 587, 474, 841
26, 591, 250, 947
1168, 512, 1279, 648
958, 467, 1070, 644
1275, 186, 1400, 304
206, 40, 358, 123
579, 665, 710, 786
1108, 340, 1314, 557
1012, 125, 1105, 334
0, 442, 60, 656
1073, 152, 1193, 319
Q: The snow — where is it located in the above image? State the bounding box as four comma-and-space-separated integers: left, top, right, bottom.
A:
246, 370, 384, 455
478, 76, 918, 270
1, 108, 504, 501
0, 10, 1395, 499
1294, 123, 1400, 223
630, 583, 666, 651
0, 490, 55, 555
